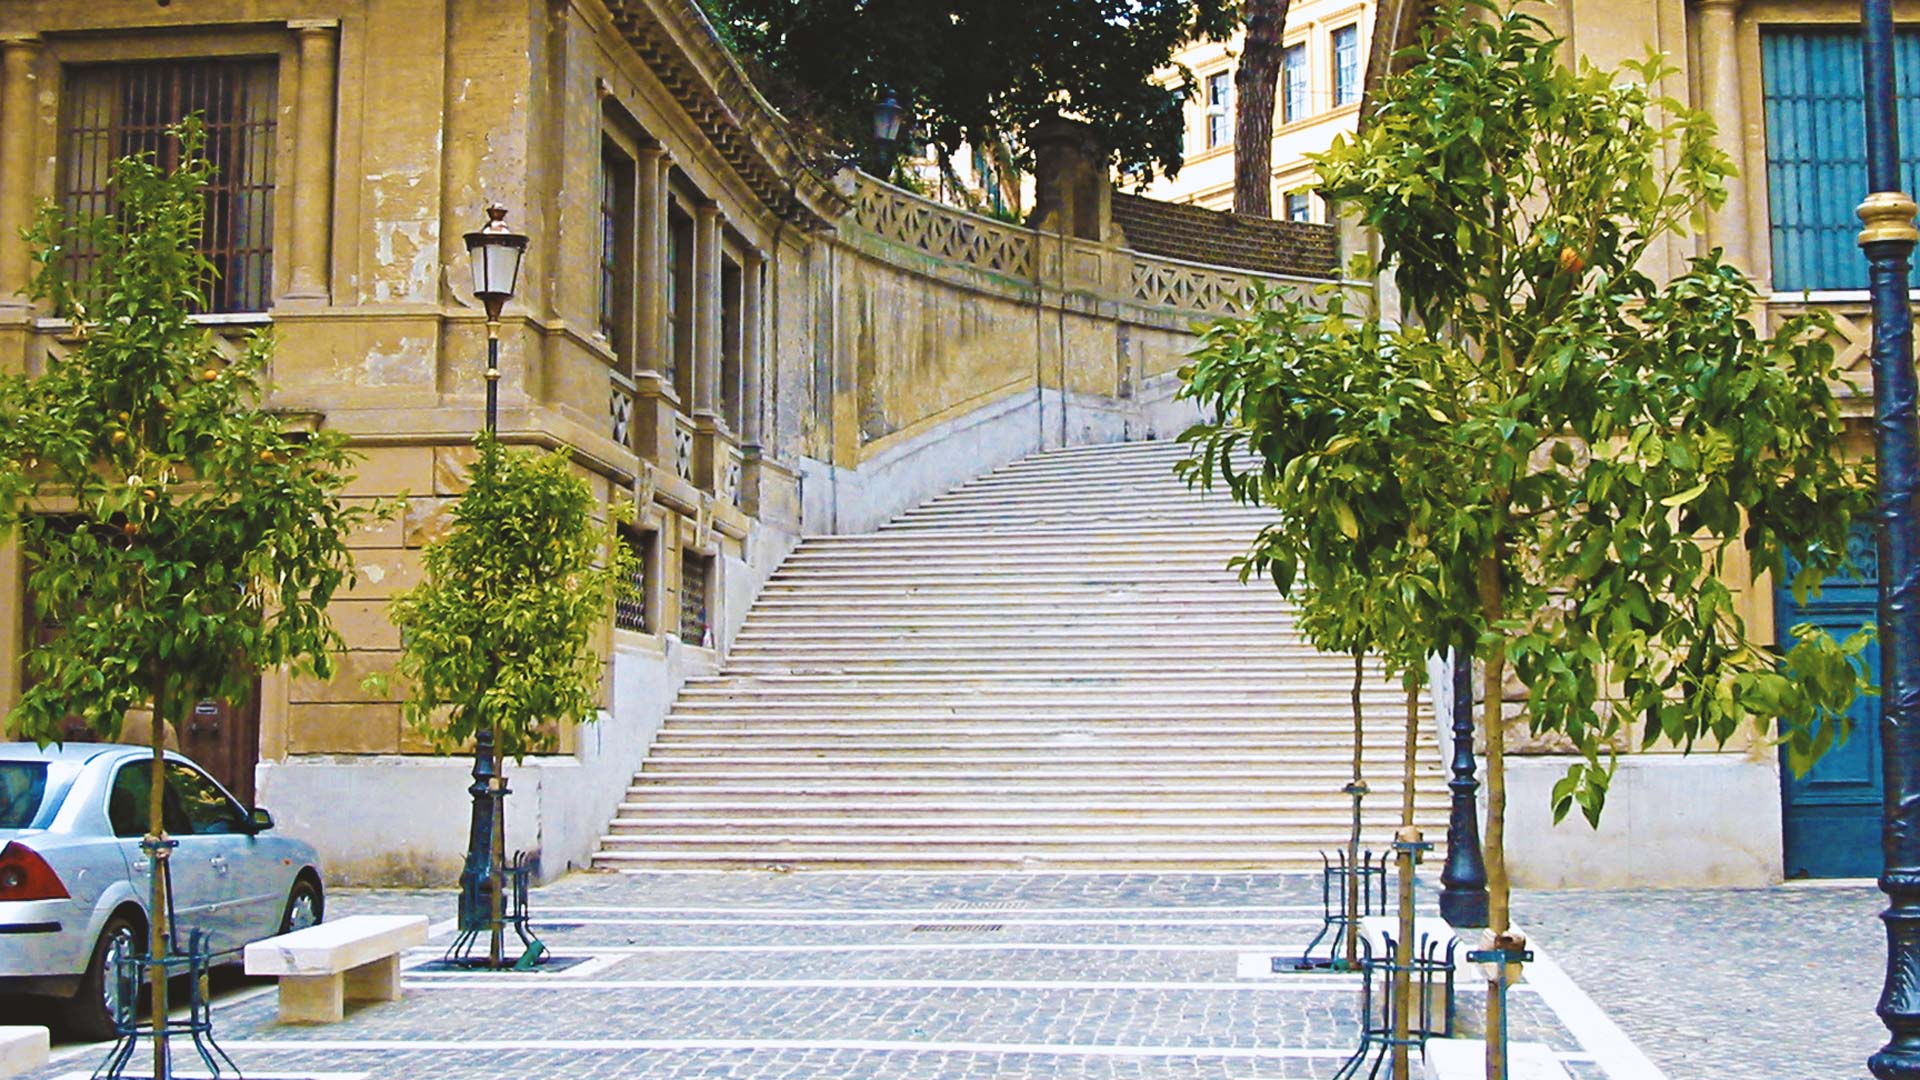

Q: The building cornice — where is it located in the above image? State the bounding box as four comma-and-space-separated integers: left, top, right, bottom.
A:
600, 0, 849, 230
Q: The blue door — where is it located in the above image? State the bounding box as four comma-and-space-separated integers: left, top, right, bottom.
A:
1776, 535, 1883, 879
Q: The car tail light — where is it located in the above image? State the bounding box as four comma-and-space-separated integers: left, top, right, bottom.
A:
0, 841, 69, 901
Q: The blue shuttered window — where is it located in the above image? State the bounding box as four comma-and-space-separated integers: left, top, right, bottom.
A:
1762, 28, 1920, 291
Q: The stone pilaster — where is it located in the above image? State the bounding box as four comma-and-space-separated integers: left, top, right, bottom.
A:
1695, 0, 1750, 270
0, 35, 43, 314
282, 20, 340, 304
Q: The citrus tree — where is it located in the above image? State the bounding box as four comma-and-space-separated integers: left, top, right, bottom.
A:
0, 119, 371, 1056
1178, 2, 1873, 1072
385, 434, 636, 963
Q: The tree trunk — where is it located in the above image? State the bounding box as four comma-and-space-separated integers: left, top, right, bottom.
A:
1233, 0, 1290, 217
489, 718, 506, 968
1390, 683, 1421, 1080
1344, 649, 1364, 969
147, 684, 173, 1080
1478, 554, 1510, 1080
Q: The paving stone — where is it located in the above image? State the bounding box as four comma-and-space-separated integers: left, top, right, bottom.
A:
22, 872, 1616, 1080
1518, 882, 1881, 1080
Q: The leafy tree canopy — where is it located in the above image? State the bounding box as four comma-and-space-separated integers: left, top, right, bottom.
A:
387, 436, 637, 761
1179, 0, 1875, 842
0, 118, 371, 744
703, 0, 1235, 183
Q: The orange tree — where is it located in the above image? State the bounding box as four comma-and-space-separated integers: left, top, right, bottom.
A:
0, 120, 372, 1057
1178, 2, 1873, 1073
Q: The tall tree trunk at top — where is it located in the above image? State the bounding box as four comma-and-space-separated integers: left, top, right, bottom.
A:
1232, 0, 1290, 217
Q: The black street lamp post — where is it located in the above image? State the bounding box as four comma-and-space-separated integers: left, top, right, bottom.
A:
1859, 3, 1920, 1074
454, 205, 528, 969
1439, 641, 1489, 929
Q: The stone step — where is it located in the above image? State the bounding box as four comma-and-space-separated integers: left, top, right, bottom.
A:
638, 755, 1442, 775
766, 563, 1256, 581
786, 530, 1260, 552
593, 834, 1439, 855
617, 782, 1437, 801
612, 791, 1430, 811
629, 768, 1441, 787
729, 618, 1305, 634
588, 850, 1344, 870
649, 731, 1408, 749
643, 740, 1432, 758
602, 810, 1443, 826
656, 719, 1413, 737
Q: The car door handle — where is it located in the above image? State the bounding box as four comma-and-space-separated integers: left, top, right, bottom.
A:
210, 855, 229, 874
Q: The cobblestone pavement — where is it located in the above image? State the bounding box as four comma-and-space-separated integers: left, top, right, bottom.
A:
1516, 881, 1883, 1080
22, 872, 1652, 1080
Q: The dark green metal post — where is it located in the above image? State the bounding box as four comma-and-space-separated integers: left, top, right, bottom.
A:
1861, 3, 1920, 1074
1439, 641, 1489, 928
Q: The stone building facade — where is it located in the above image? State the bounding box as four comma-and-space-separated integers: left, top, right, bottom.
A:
1140, 0, 1375, 219
0, 0, 1337, 884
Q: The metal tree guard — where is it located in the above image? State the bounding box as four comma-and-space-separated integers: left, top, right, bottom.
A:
1860, 2, 1920, 1074
1438, 641, 1489, 928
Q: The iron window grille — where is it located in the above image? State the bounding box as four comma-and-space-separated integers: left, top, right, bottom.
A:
60, 58, 278, 314
679, 551, 711, 647
613, 529, 652, 633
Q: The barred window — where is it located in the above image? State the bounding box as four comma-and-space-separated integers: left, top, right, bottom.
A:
600, 144, 636, 358
61, 59, 278, 314
1761, 28, 1920, 290
613, 529, 653, 633
679, 551, 711, 647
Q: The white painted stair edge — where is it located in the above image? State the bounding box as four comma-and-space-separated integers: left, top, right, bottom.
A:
1422, 1040, 1571, 1080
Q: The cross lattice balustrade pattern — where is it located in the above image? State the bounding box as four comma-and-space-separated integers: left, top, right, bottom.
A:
847, 175, 1313, 321
851, 179, 1034, 278
1126, 252, 1284, 318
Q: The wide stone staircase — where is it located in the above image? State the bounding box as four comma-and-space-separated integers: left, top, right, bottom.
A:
594, 439, 1449, 870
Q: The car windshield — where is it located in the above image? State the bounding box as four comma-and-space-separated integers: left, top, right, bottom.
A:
0, 762, 51, 829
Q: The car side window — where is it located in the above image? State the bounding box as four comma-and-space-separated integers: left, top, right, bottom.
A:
109, 763, 190, 838
167, 763, 247, 836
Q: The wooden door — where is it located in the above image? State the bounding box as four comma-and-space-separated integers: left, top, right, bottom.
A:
178, 688, 262, 809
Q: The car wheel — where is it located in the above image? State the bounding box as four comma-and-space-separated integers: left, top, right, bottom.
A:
280, 875, 323, 933
62, 911, 143, 1042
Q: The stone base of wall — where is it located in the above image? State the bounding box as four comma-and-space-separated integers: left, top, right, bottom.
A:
257, 520, 797, 887
1502, 754, 1783, 889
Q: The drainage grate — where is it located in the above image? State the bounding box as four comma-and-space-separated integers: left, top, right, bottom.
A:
911, 923, 1005, 932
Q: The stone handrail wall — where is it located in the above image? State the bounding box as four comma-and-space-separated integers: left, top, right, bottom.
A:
851, 179, 1036, 279
1125, 250, 1324, 319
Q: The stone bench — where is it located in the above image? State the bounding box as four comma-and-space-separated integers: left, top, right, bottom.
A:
0, 1027, 48, 1078
1423, 1038, 1573, 1080
244, 915, 428, 1024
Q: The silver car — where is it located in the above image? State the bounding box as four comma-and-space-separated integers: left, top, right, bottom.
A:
0, 742, 324, 1038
